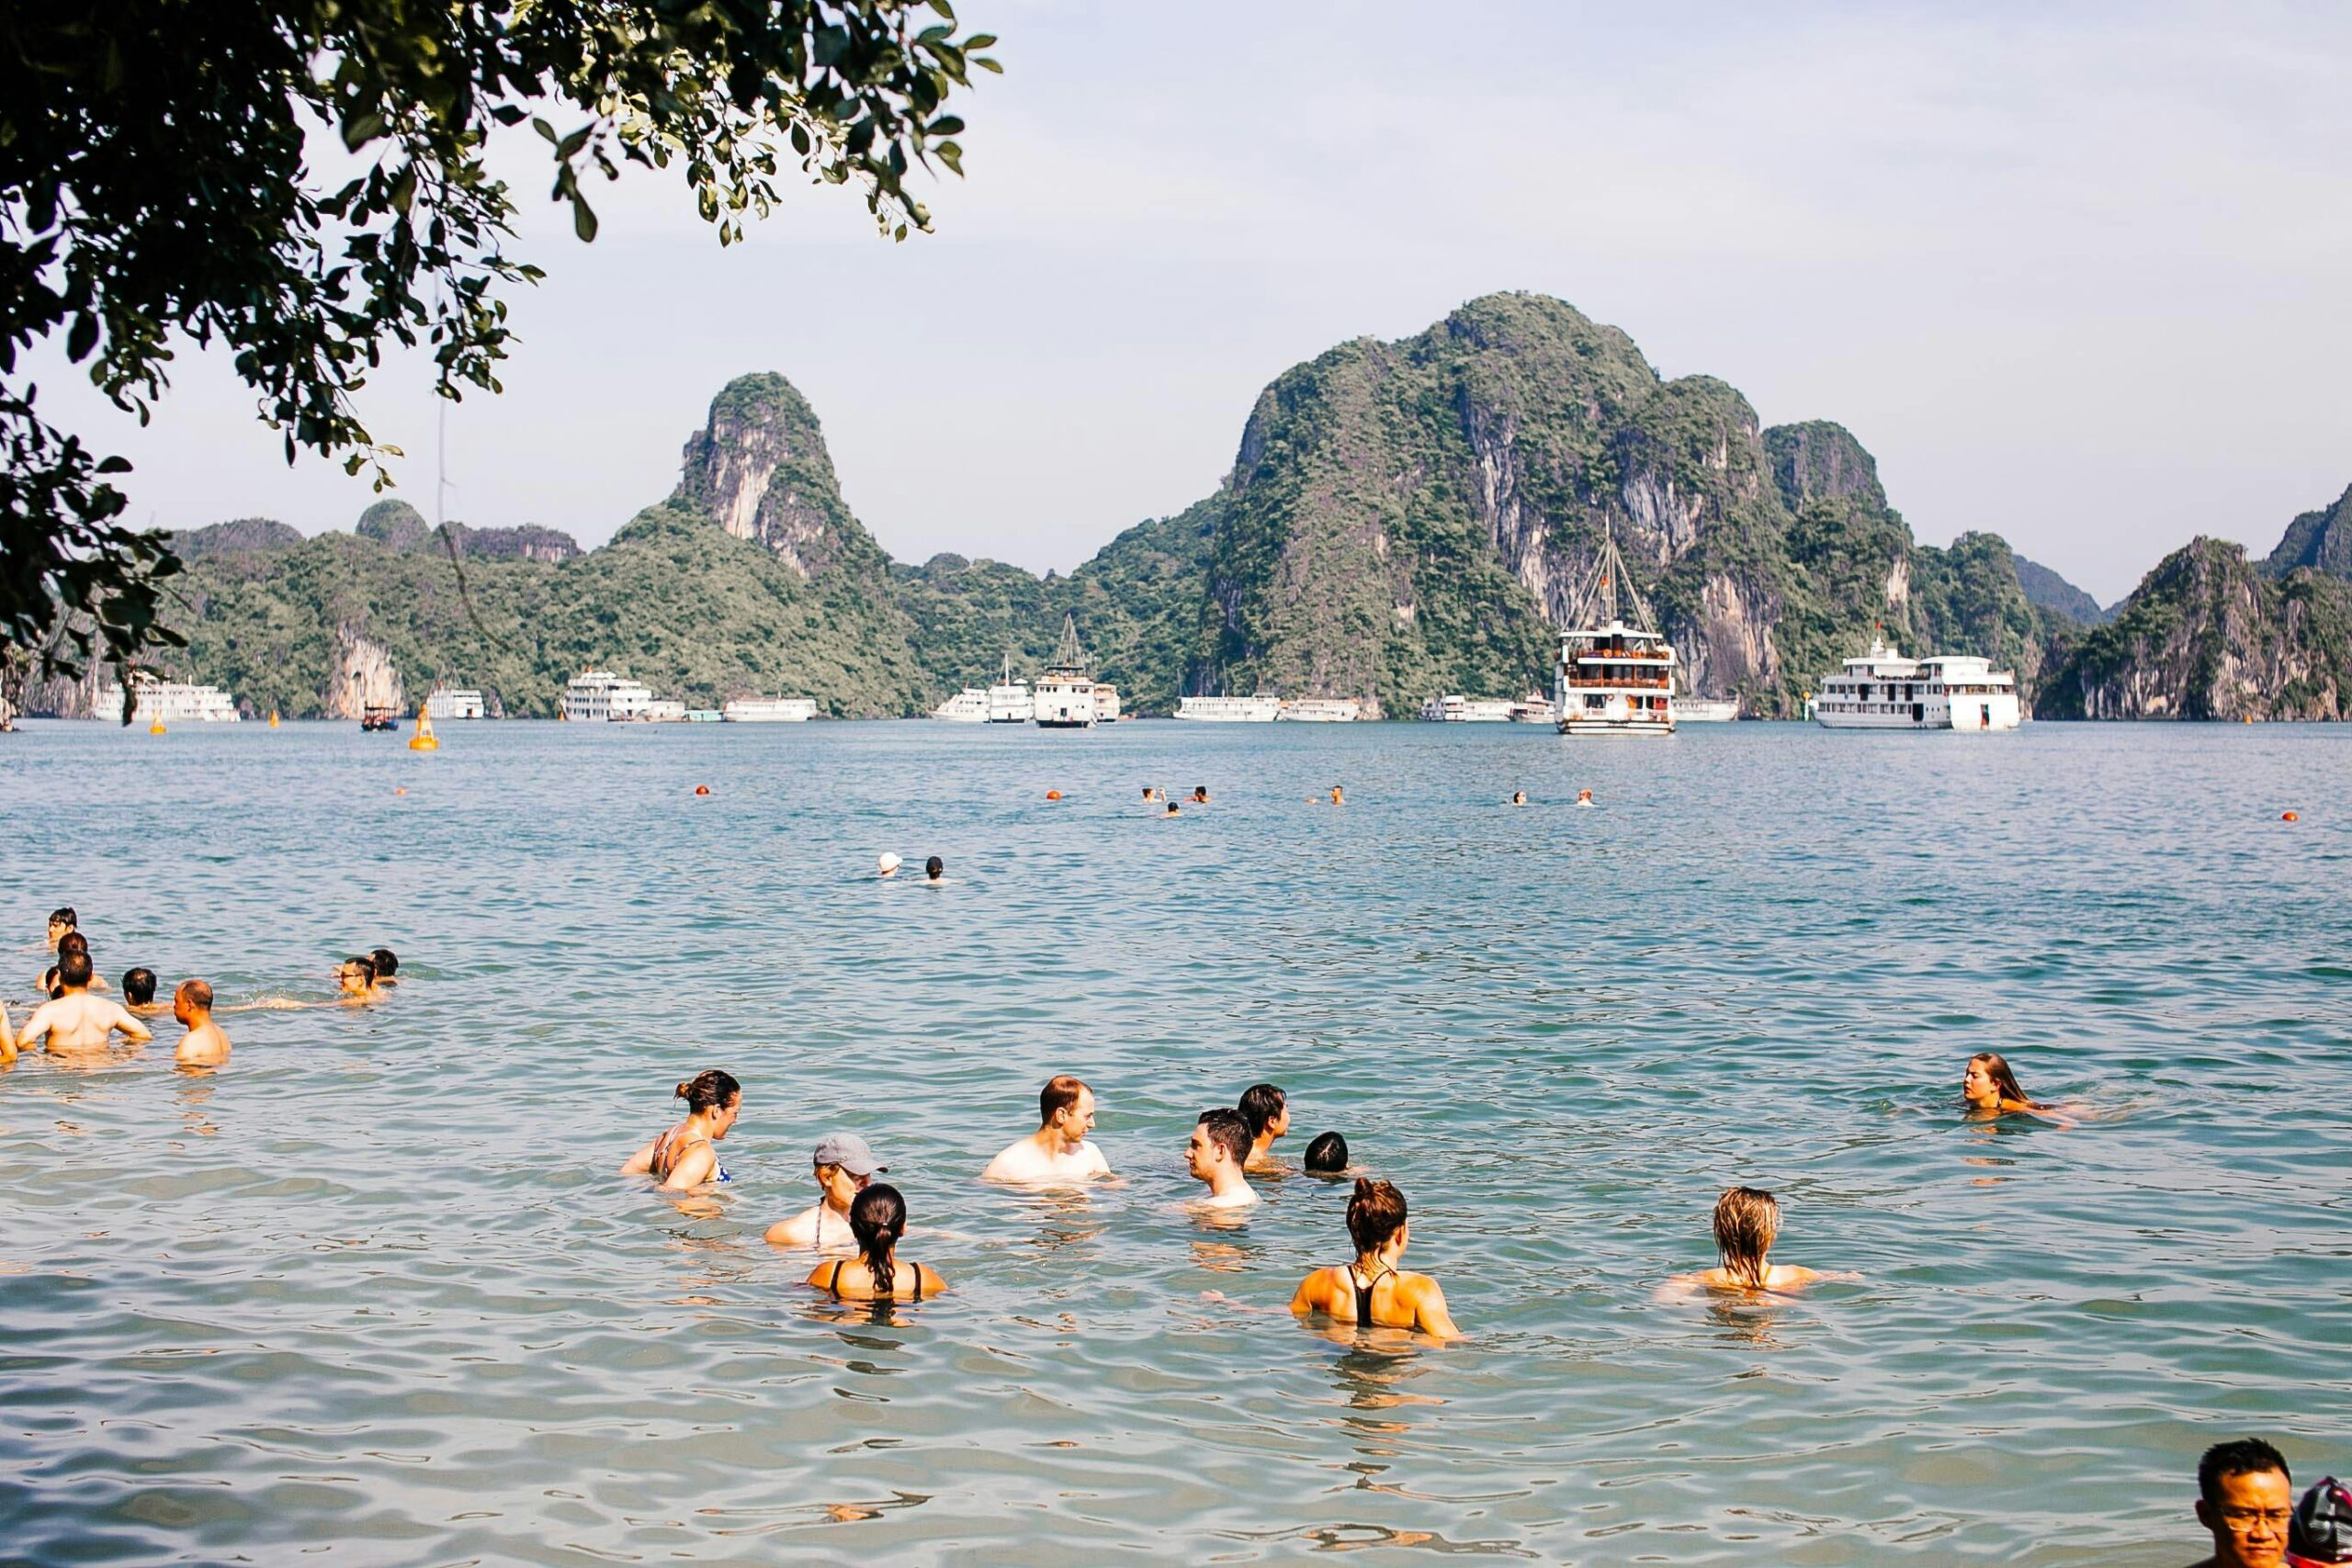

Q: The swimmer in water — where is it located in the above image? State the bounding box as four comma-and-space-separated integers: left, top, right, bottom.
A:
334, 954, 386, 1003
45, 930, 108, 993
766, 1133, 886, 1251
806, 1184, 945, 1302
1187, 1109, 1259, 1209
1290, 1178, 1461, 1339
982, 1074, 1113, 1182
1576, 788, 1595, 808
1962, 1052, 2041, 1114
1329, 784, 1344, 805
172, 979, 231, 1068
121, 967, 162, 1013
1191, 785, 1210, 806
46, 906, 76, 949
1238, 1082, 1289, 1172
1143, 786, 1162, 805
1510, 790, 1527, 807
877, 852, 901, 878
13, 949, 152, 1056
924, 855, 946, 885
620, 1069, 741, 1190
370, 948, 401, 987
1669, 1186, 1822, 1293
1162, 801, 1181, 818
1304, 1131, 1351, 1176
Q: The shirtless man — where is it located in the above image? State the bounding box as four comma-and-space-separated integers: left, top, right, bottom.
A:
172, 979, 232, 1068
1238, 1082, 1290, 1172
1186, 1109, 1259, 1209
122, 967, 163, 1013
14, 950, 152, 1055
982, 1075, 1112, 1182
334, 954, 386, 1003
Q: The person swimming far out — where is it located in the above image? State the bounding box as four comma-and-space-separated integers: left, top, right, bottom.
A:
620, 1069, 741, 1190
121, 967, 160, 1012
766, 1133, 886, 1250
1190, 785, 1209, 806
806, 1183, 945, 1303
1576, 788, 1595, 808
1161, 800, 1181, 818
876, 852, 901, 878
334, 954, 386, 1003
1186, 1109, 1259, 1209
924, 855, 946, 885
1304, 1131, 1350, 1176
1238, 1082, 1289, 1172
1510, 790, 1527, 807
1290, 1178, 1460, 1339
369, 948, 401, 987
1670, 1186, 1823, 1294
172, 979, 231, 1068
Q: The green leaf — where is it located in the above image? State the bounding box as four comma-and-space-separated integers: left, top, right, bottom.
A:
67, 313, 98, 362
572, 195, 599, 243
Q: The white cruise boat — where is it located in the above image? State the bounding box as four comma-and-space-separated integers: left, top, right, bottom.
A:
1678, 696, 1739, 723
722, 696, 817, 722
96, 673, 242, 723
425, 685, 486, 720
560, 670, 658, 721
1419, 694, 1514, 722
933, 687, 989, 722
1278, 697, 1362, 722
1092, 683, 1122, 722
1033, 615, 1098, 728
1507, 694, 1555, 724
986, 654, 1033, 723
1556, 525, 1677, 736
1175, 694, 1281, 722
1812, 635, 2022, 730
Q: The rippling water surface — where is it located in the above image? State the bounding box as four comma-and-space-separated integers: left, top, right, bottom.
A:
1, 718, 2346, 1564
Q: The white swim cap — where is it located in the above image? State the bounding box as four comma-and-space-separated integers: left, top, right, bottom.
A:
877, 852, 902, 874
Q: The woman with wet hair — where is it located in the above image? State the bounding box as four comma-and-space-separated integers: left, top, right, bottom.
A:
806, 1184, 945, 1302
1289, 1179, 1461, 1339
1675, 1186, 1821, 1293
620, 1069, 741, 1190
1962, 1052, 2041, 1113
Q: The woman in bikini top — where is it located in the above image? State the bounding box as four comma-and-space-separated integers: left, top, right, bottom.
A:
804, 1184, 946, 1303
1289, 1177, 1462, 1339
619, 1069, 741, 1191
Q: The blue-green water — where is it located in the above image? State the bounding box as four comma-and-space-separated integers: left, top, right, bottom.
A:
1, 718, 2345, 1565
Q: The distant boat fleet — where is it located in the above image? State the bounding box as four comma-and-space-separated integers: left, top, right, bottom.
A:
932, 616, 1125, 728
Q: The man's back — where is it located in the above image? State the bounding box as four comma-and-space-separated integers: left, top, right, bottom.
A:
22, 990, 150, 1053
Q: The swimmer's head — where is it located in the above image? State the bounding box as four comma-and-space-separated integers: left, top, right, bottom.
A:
1347, 1178, 1408, 1258
1040, 1074, 1093, 1138
925, 855, 944, 881
849, 1182, 908, 1292
56, 949, 94, 991
370, 947, 399, 978
1305, 1132, 1349, 1174
57, 929, 89, 959
1713, 1186, 1781, 1288
42, 964, 62, 998
1238, 1083, 1288, 1142
47, 906, 77, 944
877, 852, 901, 876
1189, 1108, 1250, 1179
1511, 790, 1526, 806
121, 967, 156, 1007
1963, 1052, 2030, 1110
335, 955, 378, 992
174, 977, 214, 1023
1192, 786, 1208, 802
675, 1068, 741, 1117
1165, 801, 1180, 815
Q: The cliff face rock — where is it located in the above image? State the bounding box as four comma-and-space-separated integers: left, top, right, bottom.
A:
2043, 538, 2350, 719
2263, 483, 2352, 580
327, 630, 403, 718
675, 373, 870, 578
448, 523, 580, 563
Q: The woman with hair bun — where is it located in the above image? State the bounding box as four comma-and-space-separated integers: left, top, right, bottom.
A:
620, 1069, 741, 1190
806, 1184, 945, 1302
1289, 1178, 1461, 1339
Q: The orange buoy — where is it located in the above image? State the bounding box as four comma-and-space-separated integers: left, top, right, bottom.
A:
694, 784, 711, 796
394, 787, 407, 795
2282, 810, 2299, 822
1046, 789, 1062, 801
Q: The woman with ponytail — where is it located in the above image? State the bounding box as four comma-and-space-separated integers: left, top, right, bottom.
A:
806, 1184, 945, 1302
1289, 1179, 1461, 1339
620, 1069, 741, 1190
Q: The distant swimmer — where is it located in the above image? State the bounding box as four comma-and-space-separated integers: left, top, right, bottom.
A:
924, 855, 946, 885
45, 906, 76, 949
1161, 801, 1181, 818
1187, 1109, 1259, 1209
1576, 788, 1595, 808
1329, 785, 1344, 806
982, 1074, 1112, 1182
1191, 786, 1210, 806
1238, 1082, 1289, 1172
1290, 1179, 1461, 1339
1669, 1186, 1822, 1294
172, 979, 231, 1068
2185, 1437, 2295, 1568
121, 967, 161, 1013
877, 852, 901, 878
334, 954, 386, 1003
47, 930, 108, 992
766, 1133, 887, 1250
805, 1184, 945, 1303
620, 1068, 741, 1190
370, 948, 401, 987
13, 948, 152, 1055
1143, 786, 1163, 804
1304, 1131, 1351, 1176
1510, 790, 1527, 807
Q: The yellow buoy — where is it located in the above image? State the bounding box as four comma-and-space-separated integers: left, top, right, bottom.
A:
268, 709, 279, 728
148, 720, 166, 735
408, 705, 439, 752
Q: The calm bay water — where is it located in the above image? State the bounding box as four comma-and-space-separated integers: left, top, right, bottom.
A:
1, 717, 2346, 1565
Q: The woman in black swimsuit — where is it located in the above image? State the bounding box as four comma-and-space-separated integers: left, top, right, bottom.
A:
1289, 1178, 1461, 1339
804, 1184, 946, 1303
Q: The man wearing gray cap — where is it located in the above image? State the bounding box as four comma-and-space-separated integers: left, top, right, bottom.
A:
764, 1133, 888, 1251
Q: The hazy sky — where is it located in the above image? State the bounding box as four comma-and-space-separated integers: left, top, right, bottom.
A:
28, 2, 2352, 602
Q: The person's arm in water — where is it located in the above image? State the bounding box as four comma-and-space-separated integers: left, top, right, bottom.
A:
618, 1138, 660, 1178
1398, 1274, 1464, 1340
0, 1001, 14, 1064
12, 1000, 57, 1052
1288, 1269, 1339, 1318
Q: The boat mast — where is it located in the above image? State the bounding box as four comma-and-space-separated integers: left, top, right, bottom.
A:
1568, 523, 1662, 636
1050, 614, 1089, 674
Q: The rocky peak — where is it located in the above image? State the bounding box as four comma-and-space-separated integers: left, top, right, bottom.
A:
172, 517, 302, 559
675, 372, 859, 577
1763, 422, 1886, 514
2263, 482, 2352, 580
356, 499, 431, 551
